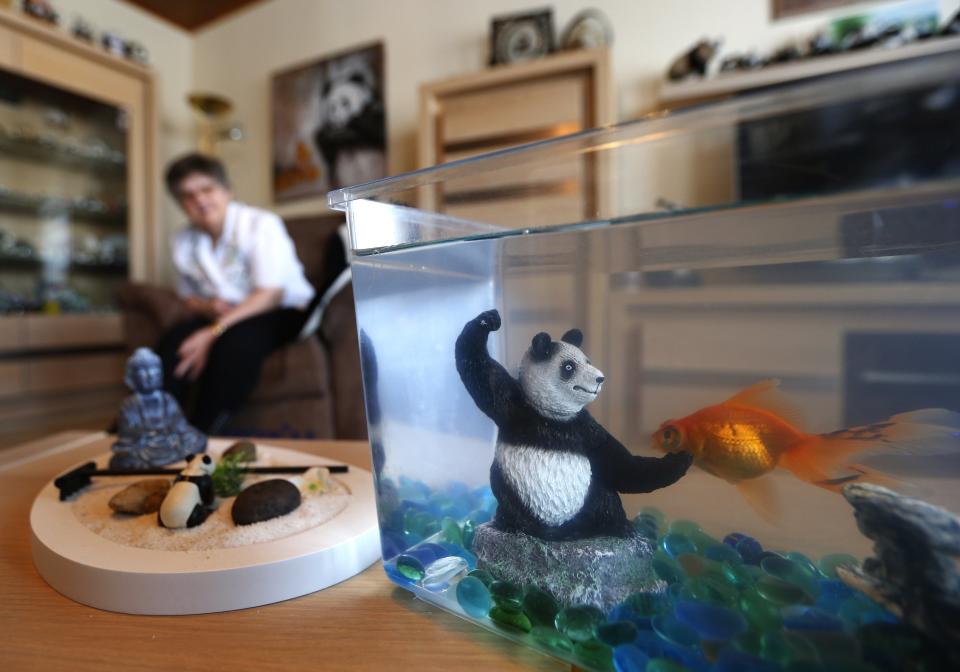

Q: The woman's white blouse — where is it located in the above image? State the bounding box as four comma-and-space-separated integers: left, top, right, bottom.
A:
172, 201, 315, 309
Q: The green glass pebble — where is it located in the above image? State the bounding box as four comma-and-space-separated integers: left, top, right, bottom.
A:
785, 552, 820, 577
662, 533, 697, 558
762, 630, 815, 666
489, 580, 523, 611
395, 554, 425, 581
680, 575, 737, 606
461, 519, 476, 550
740, 587, 784, 630
722, 560, 756, 587
641, 506, 666, 526
531, 625, 574, 654
734, 628, 765, 656
668, 519, 702, 535
490, 605, 532, 633
440, 517, 462, 546
466, 569, 493, 587
623, 591, 667, 617
761, 554, 820, 598
652, 550, 684, 584
521, 586, 559, 627
652, 613, 699, 649
799, 630, 862, 661
555, 605, 605, 642
646, 659, 688, 672
676, 552, 719, 578
455, 575, 492, 619
597, 620, 639, 647
689, 529, 721, 554
756, 575, 812, 605
573, 639, 613, 671
817, 553, 860, 579
706, 542, 743, 566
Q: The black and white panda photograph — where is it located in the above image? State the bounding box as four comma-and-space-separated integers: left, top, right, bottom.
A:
271, 42, 386, 201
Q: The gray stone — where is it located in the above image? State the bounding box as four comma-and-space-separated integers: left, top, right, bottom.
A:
472, 523, 664, 611
838, 483, 960, 650
232, 479, 301, 526
108, 478, 170, 514
223, 440, 257, 462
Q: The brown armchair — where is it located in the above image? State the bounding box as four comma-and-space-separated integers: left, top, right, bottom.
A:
115, 213, 366, 440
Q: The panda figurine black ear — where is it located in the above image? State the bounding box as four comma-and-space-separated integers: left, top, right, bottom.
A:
530, 332, 553, 361
561, 329, 583, 348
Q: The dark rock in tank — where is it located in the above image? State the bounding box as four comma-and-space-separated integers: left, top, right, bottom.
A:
838, 483, 960, 655
472, 522, 665, 611
232, 479, 301, 526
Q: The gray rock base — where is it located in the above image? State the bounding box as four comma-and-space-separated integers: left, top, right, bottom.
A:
472, 523, 664, 611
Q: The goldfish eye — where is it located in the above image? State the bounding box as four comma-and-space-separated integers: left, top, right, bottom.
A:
661, 425, 682, 451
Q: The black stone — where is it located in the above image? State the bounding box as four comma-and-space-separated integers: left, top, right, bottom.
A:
223, 441, 257, 462
232, 479, 301, 526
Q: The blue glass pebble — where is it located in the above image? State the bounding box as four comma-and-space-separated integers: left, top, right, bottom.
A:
613, 644, 650, 672
713, 648, 780, 672
782, 605, 845, 632
597, 620, 639, 647
705, 543, 743, 565
662, 533, 697, 559
723, 532, 747, 548
653, 551, 684, 584
466, 508, 492, 525
736, 536, 764, 565
651, 613, 700, 649
421, 556, 468, 592
456, 575, 492, 618
674, 599, 747, 640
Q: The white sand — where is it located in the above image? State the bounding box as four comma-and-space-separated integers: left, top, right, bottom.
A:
70, 457, 350, 552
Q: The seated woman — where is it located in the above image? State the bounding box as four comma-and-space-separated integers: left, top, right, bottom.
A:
157, 153, 315, 433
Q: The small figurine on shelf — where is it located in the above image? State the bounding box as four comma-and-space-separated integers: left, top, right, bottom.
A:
667, 38, 721, 81
71, 18, 95, 44
101, 31, 125, 58
124, 40, 149, 65
22, 0, 58, 25
110, 348, 207, 470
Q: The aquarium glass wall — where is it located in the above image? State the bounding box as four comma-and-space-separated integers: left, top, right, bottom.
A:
330, 51, 960, 672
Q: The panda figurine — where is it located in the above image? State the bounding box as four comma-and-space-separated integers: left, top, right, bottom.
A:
158, 454, 216, 529
456, 309, 693, 542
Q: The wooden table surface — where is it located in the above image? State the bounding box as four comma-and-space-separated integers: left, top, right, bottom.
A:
0, 432, 566, 672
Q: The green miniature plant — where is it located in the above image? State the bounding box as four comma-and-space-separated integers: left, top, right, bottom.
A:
211, 453, 246, 498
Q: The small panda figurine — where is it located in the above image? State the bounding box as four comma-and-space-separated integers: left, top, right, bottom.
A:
667, 38, 721, 81
456, 310, 693, 542
158, 454, 216, 529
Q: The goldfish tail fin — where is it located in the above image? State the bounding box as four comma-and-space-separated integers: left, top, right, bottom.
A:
780, 408, 960, 493
734, 477, 781, 524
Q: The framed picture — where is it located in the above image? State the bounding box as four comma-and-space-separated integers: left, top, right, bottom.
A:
489, 8, 555, 65
271, 42, 386, 202
772, 0, 894, 20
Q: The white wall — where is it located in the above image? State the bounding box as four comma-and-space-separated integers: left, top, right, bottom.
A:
57, 0, 194, 283
192, 0, 960, 219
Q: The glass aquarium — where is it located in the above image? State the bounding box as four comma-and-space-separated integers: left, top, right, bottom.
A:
0, 68, 129, 315
330, 50, 960, 672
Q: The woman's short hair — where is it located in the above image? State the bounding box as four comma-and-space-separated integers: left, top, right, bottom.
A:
165, 153, 230, 196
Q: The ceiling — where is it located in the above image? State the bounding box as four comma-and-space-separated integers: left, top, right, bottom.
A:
120, 0, 268, 31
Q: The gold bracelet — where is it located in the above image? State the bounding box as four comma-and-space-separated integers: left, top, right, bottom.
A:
209, 321, 226, 337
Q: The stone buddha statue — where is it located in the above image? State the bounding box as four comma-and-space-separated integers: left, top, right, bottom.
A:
110, 348, 207, 469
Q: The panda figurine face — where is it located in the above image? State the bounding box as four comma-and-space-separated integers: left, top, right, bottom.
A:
519, 329, 605, 421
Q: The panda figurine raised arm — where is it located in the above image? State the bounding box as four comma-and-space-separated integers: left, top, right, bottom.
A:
456, 309, 692, 541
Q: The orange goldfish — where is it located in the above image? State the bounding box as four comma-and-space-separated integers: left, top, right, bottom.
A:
651, 379, 960, 520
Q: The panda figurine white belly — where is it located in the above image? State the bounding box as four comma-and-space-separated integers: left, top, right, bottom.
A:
456, 309, 693, 541
158, 453, 216, 528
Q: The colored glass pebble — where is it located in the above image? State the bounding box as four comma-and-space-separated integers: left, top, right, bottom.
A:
662, 533, 697, 559
436, 542, 477, 571
688, 529, 721, 554
383, 561, 414, 586
421, 555, 468, 592
440, 517, 462, 546
521, 586, 559, 627
722, 561, 756, 587
651, 613, 700, 649
818, 553, 861, 579
799, 630, 862, 661
455, 575, 492, 618
713, 648, 780, 672
680, 576, 737, 606
612, 644, 649, 672
674, 599, 747, 640
739, 587, 784, 630
555, 605, 605, 642
723, 532, 747, 548
531, 625, 574, 654
668, 519, 702, 535
652, 550, 684, 584
641, 506, 666, 526
782, 605, 845, 632
489, 580, 523, 611
736, 536, 764, 565
395, 554, 426, 581
623, 591, 667, 617
706, 543, 743, 565
597, 621, 639, 647
785, 552, 820, 576
466, 568, 493, 587
761, 554, 820, 598
574, 639, 614, 671
646, 659, 688, 672
490, 605, 532, 633
676, 553, 717, 578
461, 519, 476, 550
756, 575, 812, 605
